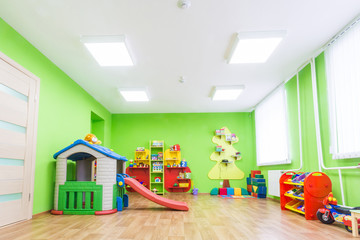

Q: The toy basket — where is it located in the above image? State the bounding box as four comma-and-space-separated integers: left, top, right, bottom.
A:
179, 183, 189, 188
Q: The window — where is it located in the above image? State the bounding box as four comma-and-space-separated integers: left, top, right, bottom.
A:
325, 21, 360, 159
255, 86, 289, 165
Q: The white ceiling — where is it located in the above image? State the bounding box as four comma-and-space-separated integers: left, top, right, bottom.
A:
1, 0, 360, 113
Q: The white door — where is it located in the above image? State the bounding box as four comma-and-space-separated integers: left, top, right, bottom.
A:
0, 52, 39, 227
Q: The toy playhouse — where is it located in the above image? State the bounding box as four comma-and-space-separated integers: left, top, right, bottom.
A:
51, 139, 128, 215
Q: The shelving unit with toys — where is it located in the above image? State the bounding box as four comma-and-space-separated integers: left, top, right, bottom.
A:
163, 144, 192, 193
149, 140, 165, 195
165, 165, 191, 192
134, 147, 150, 167
208, 127, 244, 183
125, 142, 192, 194
216, 127, 237, 144
215, 145, 224, 154
125, 147, 150, 192
280, 171, 332, 220
164, 144, 181, 166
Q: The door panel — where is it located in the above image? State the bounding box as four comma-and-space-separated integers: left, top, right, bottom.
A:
0, 90, 28, 127
0, 166, 24, 180
0, 62, 29, 96
0, 52, 39, 227
0, 181, 23, 195
0, 199, 23, 226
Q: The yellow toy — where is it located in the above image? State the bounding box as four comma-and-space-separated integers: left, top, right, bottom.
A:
84, 134, 102, 145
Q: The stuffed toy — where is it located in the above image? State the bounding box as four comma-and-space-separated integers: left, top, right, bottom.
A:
84, 133, 101, 145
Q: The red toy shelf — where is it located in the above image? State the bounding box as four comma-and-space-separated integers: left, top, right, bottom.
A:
125, 167, 150, 192
280, 171, 332, 220
164, 166, 191, 192
125, 166, 192, 193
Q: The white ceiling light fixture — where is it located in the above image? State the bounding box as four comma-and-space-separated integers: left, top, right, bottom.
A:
179, 76, 185, 83
177, 0, 191, 9
228, 31, 287, 64
81, 35, 134, 66
118, 88, 149, 102
211, 85, 245, 101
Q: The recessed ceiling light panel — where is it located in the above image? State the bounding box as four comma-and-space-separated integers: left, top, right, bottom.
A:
228, 31, 286, 64
81, 35, 134, 66
118, 88, 149, 102
212, 85, 245, 101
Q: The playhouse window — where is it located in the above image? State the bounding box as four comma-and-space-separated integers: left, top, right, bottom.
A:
76, 157, 96, 181
66, 160, 77, 181
66, 152, 97, 181
117, 160, 125, 174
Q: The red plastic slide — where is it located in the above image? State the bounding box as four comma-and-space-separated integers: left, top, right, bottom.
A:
124, 178, 189, 211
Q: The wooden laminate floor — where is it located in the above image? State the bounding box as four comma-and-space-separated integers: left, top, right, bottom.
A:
0, 193, 355, 240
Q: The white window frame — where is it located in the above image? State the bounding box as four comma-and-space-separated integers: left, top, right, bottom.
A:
255, 85, 290, 166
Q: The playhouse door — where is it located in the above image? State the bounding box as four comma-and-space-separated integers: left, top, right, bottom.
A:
0, 52, 40, 227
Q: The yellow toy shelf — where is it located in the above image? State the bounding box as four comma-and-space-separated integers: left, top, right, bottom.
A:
134, 149, 150, 166
285, 199, 305, 215
164, 149, 181, 166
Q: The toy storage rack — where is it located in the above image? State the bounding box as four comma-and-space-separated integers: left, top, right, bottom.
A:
125, 149, 150, 192
125, 142, 192, 194
134, 149, 150, 166
125, 167, 149, 192
164, 149, 181, 166
280, 171, 332, 220
164, 166, 191, 192
149, 140, 164, 195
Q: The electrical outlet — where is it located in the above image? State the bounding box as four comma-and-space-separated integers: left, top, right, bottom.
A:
220, 181, 223, 186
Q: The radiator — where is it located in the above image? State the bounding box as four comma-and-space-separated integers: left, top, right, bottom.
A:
267, 170, 285, 197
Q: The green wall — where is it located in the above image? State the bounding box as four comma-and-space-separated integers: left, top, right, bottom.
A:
260, 53, 360, 206
111, 113, 257, 193
0, 18, 112, 214
1, 16, 360, 215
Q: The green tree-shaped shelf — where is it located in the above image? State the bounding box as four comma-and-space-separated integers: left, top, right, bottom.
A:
208, 127, 244, 180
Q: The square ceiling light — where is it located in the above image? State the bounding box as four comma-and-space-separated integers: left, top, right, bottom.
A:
81, 35, 134, 66
212, 85, 245, 101
228, 31, 286, 64
118, 88, 149, 102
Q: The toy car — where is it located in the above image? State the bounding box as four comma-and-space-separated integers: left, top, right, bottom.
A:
317, 192, 360, 233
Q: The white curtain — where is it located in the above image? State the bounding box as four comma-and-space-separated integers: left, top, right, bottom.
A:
255, 86, 289, 165
326, 22, 360, 159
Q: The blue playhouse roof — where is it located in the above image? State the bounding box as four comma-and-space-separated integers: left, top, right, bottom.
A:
53, 139, 128, 161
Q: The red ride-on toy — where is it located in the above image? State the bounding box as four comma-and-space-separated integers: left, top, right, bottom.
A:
317, 192, 360, 233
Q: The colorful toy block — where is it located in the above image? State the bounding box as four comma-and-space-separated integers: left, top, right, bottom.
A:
251, 170, 261, 178
246, 177, 251, 185
219, 188, 227, 195
258, 186, 267, 195
227, 188, 234, 195
252, 178, 265, 183
241, 188, 250, 195
210, 188, 219, 195
247, 170, 267, 199
254, 182, 266, 187
234, 188, 242, 196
